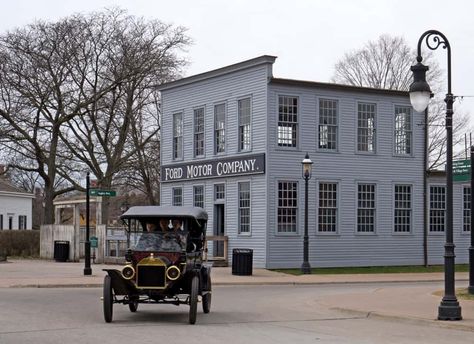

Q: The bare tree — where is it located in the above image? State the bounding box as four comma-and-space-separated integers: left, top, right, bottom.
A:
0, 8, 188, 223
0, 18, 105, 223
332, 34, 470, 169
54, 9, 190, 222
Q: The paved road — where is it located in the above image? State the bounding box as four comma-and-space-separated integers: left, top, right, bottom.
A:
0, 283, 471, 344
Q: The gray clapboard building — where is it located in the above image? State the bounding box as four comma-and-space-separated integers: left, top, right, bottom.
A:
159, 55, 469, 269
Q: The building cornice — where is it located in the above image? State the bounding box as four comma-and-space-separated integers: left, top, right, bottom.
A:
0, 191, 35, 198
158, 55, 277, 91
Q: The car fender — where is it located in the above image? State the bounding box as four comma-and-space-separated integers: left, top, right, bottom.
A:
103, 269, 138, 295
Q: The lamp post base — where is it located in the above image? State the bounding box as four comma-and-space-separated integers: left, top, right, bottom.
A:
301, 262, 311, 274
83, 267, 92, 276
438, 300, 462, 320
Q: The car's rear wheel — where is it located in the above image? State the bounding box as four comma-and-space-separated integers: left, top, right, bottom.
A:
128, 298, 138, 312
202, 275, 212, 314
103, 275, 113, 323
189, 275, 199, 324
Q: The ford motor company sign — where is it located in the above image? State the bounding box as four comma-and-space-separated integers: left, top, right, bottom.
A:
161, 153, 265, 182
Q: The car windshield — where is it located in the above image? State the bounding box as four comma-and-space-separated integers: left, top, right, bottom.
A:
131, 218, 187, 252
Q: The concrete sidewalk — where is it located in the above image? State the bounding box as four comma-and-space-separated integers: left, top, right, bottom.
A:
1, 259, 473, 331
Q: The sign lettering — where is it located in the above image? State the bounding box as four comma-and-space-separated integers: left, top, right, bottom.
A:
161, 153, 265, 182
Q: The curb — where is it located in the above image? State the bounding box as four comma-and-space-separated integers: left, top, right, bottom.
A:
330, 306, 474, 332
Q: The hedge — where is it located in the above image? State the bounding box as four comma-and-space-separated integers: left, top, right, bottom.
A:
0, 230, 40, 258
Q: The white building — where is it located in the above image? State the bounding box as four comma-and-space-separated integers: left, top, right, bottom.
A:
0, 178, 34, 230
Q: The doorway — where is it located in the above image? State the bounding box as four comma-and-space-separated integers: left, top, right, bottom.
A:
214, 204, 225, 257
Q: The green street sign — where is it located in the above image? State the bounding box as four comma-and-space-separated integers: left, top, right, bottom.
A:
89, 189, 117, 197
453, 159, 471, 182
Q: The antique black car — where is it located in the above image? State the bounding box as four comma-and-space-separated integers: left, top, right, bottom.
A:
102, 206, 211, 324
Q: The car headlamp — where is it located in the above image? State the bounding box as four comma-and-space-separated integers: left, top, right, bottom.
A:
166, 265, 181, 281
121, 265, 136, 280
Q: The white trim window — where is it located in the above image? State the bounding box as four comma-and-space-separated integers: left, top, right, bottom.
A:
318, 99, 338, 151
277, 181, 298, 233
394, 106, 412, 155
194, 108, 205, 157
318, 182, 337, 233
172, 187, 183, 206
357, 102, 376, 153
193, 185, 204, 209
277, 96, 298, 147
357, 183, 376, 233
238, 98, 251, 152
429, 185, 445, 232
463, 186, 470, 233
214, 184, 225, 201
238, 182, 251, 234
394, 184, 412, 233
18, 215, 27, 230
214, 104, 226, 153
173, 112, 183, 160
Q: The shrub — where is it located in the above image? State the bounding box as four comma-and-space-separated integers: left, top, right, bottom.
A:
0, 230, 40, 258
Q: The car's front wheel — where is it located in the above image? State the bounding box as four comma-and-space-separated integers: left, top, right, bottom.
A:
103, 275, 113, 323
189, 275, 199, 324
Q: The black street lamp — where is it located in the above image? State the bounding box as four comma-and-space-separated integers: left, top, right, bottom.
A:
470, 146, 474, 294
409, 30, 462, 320
301, 153, 313, 274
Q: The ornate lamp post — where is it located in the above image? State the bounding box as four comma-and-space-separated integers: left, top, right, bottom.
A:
301, 153, 313, 274
409, 30, 462, 320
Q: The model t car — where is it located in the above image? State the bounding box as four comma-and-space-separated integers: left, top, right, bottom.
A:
102, 206, 211, 324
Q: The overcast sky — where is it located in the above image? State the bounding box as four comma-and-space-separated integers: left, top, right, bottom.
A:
1, 0, 473, 115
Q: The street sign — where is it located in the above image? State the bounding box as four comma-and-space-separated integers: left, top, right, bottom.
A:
453, 159, 471, 182
90, 236, 98, 248
89, 189, 117, 197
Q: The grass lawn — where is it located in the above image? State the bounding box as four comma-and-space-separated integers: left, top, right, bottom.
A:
433, 288, 474, 301
273, 264, 470, 275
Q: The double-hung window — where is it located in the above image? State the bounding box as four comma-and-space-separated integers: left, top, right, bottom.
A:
172, 187, 183, 206
318, 182, 337, 233
429, 186, 445, 232
464, 186, 470, 233
394, 106, 412, 155
18, 215, 27, 230
214, 184, 225, 201
238, 98, 251, 151
277, 181, 298, 233
318, 99, 338, 150
173, 112, 183, 160
193, 185, 204, 209
278, 96, 298, 147
357, 183, 376, 233
357, 103, 376, 153
194, 108, 204, 157
394, 185, 412, 233
214, 104, 226, 153
238, 182, 251, 234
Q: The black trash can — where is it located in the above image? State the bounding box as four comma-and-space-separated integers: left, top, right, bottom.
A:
54, 241, 70, 262
232, 248, 253, 276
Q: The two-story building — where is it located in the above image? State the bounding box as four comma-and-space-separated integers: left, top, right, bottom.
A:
158, 55, 469, 268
